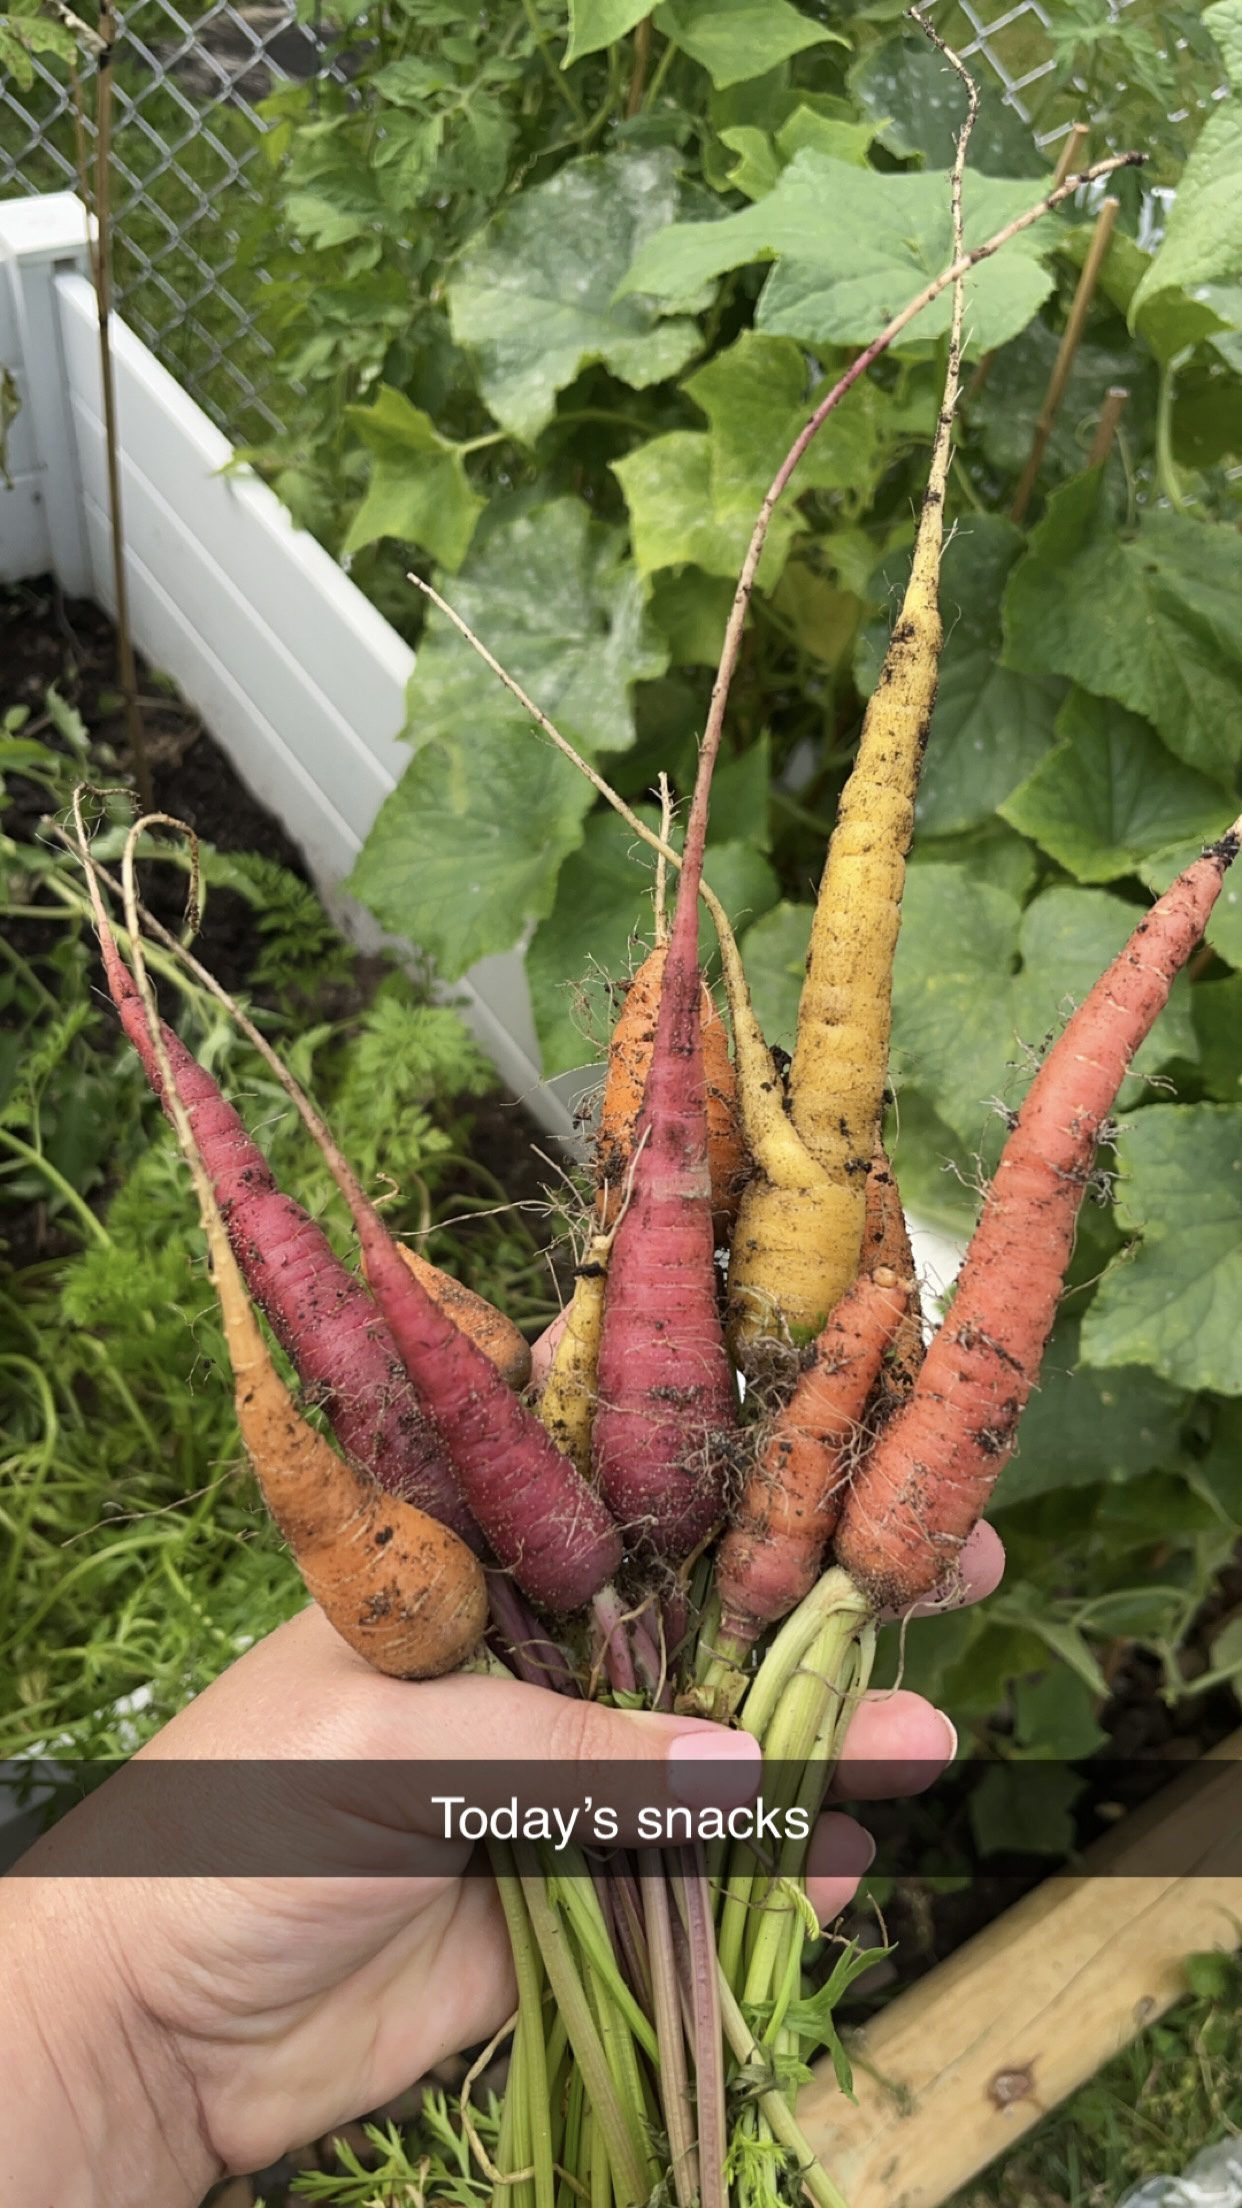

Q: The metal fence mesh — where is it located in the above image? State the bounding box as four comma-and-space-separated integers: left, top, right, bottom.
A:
0, 3, 1081, 444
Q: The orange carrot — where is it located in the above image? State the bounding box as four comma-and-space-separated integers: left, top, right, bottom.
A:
836, 824, 1242, 1610
596, 945, 747, 1244
217, 1213, 487, 1678
861, 1141, 925, 1411
385, 1243, 531, 1390
715, 1267, 908, 1651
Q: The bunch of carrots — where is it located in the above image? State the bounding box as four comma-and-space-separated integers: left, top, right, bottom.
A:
69, 32, 1240, 2208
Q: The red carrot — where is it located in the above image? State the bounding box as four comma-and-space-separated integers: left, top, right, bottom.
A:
716, 1267, 908, 1650
354, 1207, 623, 1613
97, 929, 473, 1543
836, 825, 1242, 1610
590, 749, 739, 1557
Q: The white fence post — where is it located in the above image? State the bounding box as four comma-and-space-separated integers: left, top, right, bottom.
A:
0, 192, 93, 595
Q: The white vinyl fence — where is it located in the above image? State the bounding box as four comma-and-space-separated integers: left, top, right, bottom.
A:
0, 191, 575, 1141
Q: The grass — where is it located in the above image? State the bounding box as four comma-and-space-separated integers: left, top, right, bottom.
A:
951, 1953, 1242, 2208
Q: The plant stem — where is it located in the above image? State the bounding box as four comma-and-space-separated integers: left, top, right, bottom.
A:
1088, 384, 1129, 468
492, 1849, 557, 2208
1157, 350, 1192, 513
516, 1852, 651, 2208
642, 31, 677, 111
676, 1848, 727, 2208
626, 17, 650, 116
640, 1855, 700, 2208
522, 0, 586, 123
717, 1969, 852, 2208
0, 1129, 111, 1244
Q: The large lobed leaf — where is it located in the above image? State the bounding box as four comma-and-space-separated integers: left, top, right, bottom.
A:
1004, 470, 1242, 784
1084, 1105, 1242, 1395
343, 386, 483, 571
348, 501, 666, 976
621, 153, 1055, 356
447, 149, 703, 443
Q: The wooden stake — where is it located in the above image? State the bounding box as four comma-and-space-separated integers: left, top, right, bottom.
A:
1051, 119, 1090, 192
92, 0, 152, 809
1010, 194, 1120, 524
1088, 383, 1129, 468
965, 123, 1089, 407
799, 1736, 1242, 2208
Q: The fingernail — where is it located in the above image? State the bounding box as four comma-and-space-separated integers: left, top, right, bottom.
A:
937, 1712, 959, 1764
668, 1728, 762, 1811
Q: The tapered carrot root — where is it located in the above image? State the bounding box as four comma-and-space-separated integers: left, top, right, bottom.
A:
217, 1219, 487, 1678
386, 1243, 531, 1390
836, 825, 1242, 1611
355, 1213, 622, 1612
596, 945, 747, 1244
591, 938, 738, 1553
592, 768, 739, 1555
861, 1141, 925, 1409
93, 917, 474, 1543
537, 1231, 612, 1480
735, 109, 972, 1354
716, 1267, 908, 1651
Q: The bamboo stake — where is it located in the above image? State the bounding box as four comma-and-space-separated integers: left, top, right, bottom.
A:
91, 0, 152, 810
1010, 194, 1121, 523
1051, 119, 1091, 193
1088, 384, 1129, 468
965, 121, 1090, 405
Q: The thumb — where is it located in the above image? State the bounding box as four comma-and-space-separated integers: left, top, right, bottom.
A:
387, 1663, 764, 1830
254, 1607, 764, 1851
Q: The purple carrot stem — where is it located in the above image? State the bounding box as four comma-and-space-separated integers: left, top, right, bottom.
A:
675, 1846, 728, 2208
488, 1576, 580, 1695
592, 1585, 638, 1696
641, 1855, 700, 2208
670, 1910, 698, 2047
630, 1612, 672, 1710
663, 1587, 689, 1673
612, 1866, 655, 2016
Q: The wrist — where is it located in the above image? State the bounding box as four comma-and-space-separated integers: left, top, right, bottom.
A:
0, 1879, 220, 2208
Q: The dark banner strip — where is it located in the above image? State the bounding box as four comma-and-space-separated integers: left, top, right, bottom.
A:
1, 1757, 1238, 1879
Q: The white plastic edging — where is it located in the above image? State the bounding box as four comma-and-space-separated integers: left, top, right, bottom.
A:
0, 193, 576, 1140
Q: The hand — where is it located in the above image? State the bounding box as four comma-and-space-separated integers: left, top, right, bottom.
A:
0, 1519, 1001, 2208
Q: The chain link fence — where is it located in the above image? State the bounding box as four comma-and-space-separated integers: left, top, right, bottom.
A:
0, 4, 1097, 446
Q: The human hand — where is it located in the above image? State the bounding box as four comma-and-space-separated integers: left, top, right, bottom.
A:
0, 1516, 1001, 2208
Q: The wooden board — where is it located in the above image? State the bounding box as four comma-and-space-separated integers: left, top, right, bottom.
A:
800, 1735, 1242, 2208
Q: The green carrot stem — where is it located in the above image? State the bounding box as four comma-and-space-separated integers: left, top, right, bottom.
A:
739, 1571, 867, 1745
560, 2062, 585, 2208
492, 1848, 557, 2208
717, 1970, 851, 2208
742, 1609, 870, 2005
553, 1858, 659, 2062
516, 1851, 651, 2208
